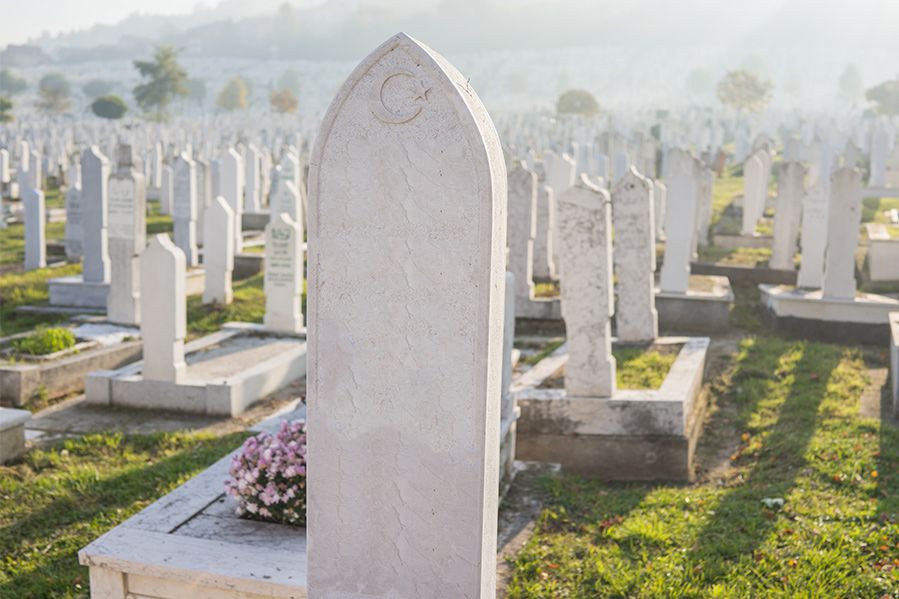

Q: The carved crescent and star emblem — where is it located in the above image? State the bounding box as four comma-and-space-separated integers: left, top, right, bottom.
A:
370, 71, 432, 124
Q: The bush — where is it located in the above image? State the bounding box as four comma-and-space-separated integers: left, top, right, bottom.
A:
91, 95, 128, 119
12, 327, 76, 355
225, 420, 306, 526
557, 89, 600, 116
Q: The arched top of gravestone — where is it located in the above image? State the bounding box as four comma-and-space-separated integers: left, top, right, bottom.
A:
144, 233, 185, 268
560, 172, 609, 210
613, 165, 651, 196
83, 145, 109, 168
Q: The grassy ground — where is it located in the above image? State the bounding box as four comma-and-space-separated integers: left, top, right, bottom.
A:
697, 246, 773, 268
0, 263, 83, 337
0, 431, 248, 597
506, 336, 899, 597
186, 272, 267, 337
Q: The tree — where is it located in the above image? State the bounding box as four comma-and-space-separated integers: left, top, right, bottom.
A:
277, 69, 301, 96
36, 73, 72, 114
716, 70, 772, 113
91, 95, 128, 120
270, 89, 298, 114
0, 69, 26, 96
184, 78, 207, 105
82, 79, 114, 98
556, 89, 599, 117
839, 65, 863, 103
0, 96, 13, 123
866, 78, 899, 116
217, 77, 249, 111
133, 46, 188, 121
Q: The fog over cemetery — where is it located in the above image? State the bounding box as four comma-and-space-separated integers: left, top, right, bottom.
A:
2, 0, 899, 597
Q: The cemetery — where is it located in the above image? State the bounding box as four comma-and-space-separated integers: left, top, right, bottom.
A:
1, 3, 899, 598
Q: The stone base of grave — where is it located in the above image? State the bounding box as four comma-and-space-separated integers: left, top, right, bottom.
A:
864, 225, 899, 282
515, 296, 563, 335
0, 326, 141, 408
656, 276, 733, 334
691, 261, 796, 286
241, 212, 270, 231
759, 284, 899, 344
49, 269, 206, 308
514, 336, 709, 481
0, 407, 30, 464
85, 323, 307, 417
499, 406, 521, 496
711, 232, 773, 250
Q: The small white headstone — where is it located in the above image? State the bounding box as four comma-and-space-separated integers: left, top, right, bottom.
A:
81, 147, 111, 284
23, 185, 46, 270
140, 235, 186, 383
822, 168, 863, 300
107, 145, 147, 325
202, 197, 235, 305
659, 149, 698, 294
263, 213, 303, 334
769, 162, 806, 270
172, 153, 198, 267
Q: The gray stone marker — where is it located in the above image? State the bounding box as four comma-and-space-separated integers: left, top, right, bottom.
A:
659, 148, 698, 294
140, 235, 186, 383
195, 158, 212, 246
107, 145, 147, 325
172, 153, 199, 267
796, 183, 829, 289
203, 197, 235, 305
558, 174, 615, 397
307, 32, 505, 598
263, 213, 303, 334
244, 144, 261, 213
81, 147, 111, 284
533, 181, 554, 280
822, 168, 863, 300
769, 162, 807, 270
160, 165, 173, 215
23, 185, 46, 270
612, 166, 658, 343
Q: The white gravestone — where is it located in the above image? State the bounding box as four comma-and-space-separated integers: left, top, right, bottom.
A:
659, 149, 698, 294
244, 144, 261, 213
558, 174, 616, 397
741, 153, 765, 236
270, 173, 303, 226
612, 166, 658, 343
195, 158, 212, 246
140, 235, 186, 383
263, 213, 304, 334
307, 33, 505, 598
81, 147, 111, 284
870, 126, 889, 187
172, 153, 199, 267
547, 152, 576, 277
822, 168, 863, 300
0, 148, 9, 184
508, 161, 537, 303
23, 185, 46, 270
64, 162, 83, 260
107, 145, 147, 325
160, 165, 173, 215
202, 197, 235, 305
796, 184, 829, 289
533, 181, 554, 281
769, 162, 806, 270
653, 179, 667, 241
219, 149, 244, 253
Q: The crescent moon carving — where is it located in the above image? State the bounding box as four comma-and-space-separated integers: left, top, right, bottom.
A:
369, 71, 428, 124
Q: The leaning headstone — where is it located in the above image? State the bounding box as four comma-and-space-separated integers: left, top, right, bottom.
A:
81, 147, 111, 284
202, 197, 235, 305
796, 184, 829, 289
263, 213, 303, 334
769, 162, 806, 270
307, 33, 505, 597
659, 149, 698, 293
107, 145, 147, 325
612, 166, 658, 343
172, 153, 198, 267
822, 168, 863, 300
558, 174, 615, 396
140, 235, 186, 383
23, 185, 46, 270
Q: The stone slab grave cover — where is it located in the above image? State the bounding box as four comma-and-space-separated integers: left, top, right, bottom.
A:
0, 408, 30, 464
81, 32, 508, 599
86, 235, 306, 417
762, 168, 899, 344
865, 223, 899, 282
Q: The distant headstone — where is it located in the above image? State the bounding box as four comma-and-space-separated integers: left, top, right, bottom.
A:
244, 144, 261, 213
612, 166, 658, 343
796, 184, 829, 289
741, 153, 765, 236
306, 33, 505, 597
659, 149, 698, 294
140, 235, 186, 383
263, 213, 303, 334
508, 161, 537, 304
64, 159, 83, 260
107, 145, 147, 325
558, 175, 615, 396
219, 148, 244, 253
81, 147, 111, 284
23, 185, 46, 270
160, 165, 173, 215
203, 197, 235, 305
172, 153, 198, 267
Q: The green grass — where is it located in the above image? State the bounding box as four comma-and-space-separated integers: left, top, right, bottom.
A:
0, 263, 83, 337
0, 431, 248, 597
862, 197, 899, 226
698, 246, 772, 267
615, 347, 677, 389
186, 272, 272, 337
506, 337, 899, 598
534, 281, 560, 298
11, 327, 76, 356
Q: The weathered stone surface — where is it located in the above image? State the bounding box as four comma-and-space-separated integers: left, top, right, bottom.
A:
107, 146, 147, 325
558, 174, 616, 397
263, 213, 303, 334
140, 235, 186, 383
612, 166, 658, 343
769, 162, 806, 270
307, 32, 505, 599
81, 147, 110, 283
741, 153, 765, 236
22, 185, 45, 270
659, 149, 698, 294
508, 161, 537, 304
796, 183, 829, 289
172, 153, 199, 267
219, 149, 244, 253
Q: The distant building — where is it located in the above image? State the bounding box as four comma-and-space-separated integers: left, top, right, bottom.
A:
0, 44, 50, 68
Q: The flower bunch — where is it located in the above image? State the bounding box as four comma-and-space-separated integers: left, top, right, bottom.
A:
224, 420, 307, 526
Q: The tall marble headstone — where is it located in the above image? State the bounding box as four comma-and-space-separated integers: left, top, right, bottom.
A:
64, 156, 83, 260
140, 235, 186, 383
172, 153, 198, 267
219, 148, 244, 253
23, 185, 46, 270
741, 153, 764, 236
558, 174, 615, 396
769, 162, 806, 270
81, 147, 111, 284
822, 168, 863, 300
508, 161, 537, 304
107, 145, 147, 325
659, 149, 698, 293
263, 213, 303, 334
202, 197, 235, 305
244, 144, 261, 213
307, 33, 505, 598
796, 184, 829, 289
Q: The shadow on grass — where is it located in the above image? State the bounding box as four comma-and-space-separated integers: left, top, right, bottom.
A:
684, 340, 842, 583
0, 432, 246, 597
